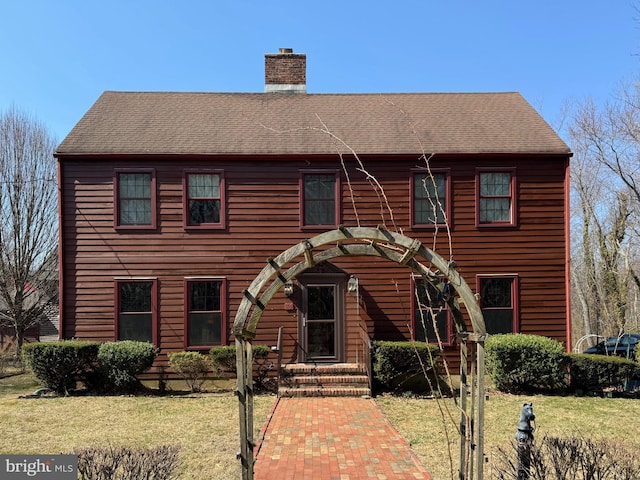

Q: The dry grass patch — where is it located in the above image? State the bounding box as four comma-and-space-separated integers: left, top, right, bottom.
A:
377, 392, 640, 480
0, 374, 275, 479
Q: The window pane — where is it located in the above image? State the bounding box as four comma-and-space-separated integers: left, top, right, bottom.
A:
479, 198, 510, 222
119, 313, 152, 342
481, 278, 512, 308
414, 173, 446, 224
415, 281, 448, 343
484, 310, 514, 335
189, 281, 221, 311
307, 286, 335, 321
480, 172, 510, 196
188, 312, 222, 346
305, 175, 335, 199
307, 321, 335, 357
189, 199, 220, 224
305, 200, 335, 225
187, 174, 221, 225
188, 174, 220, 198
119, 173, 152, 225
118, 282, 153, 342
120, 173, 151, 198
304, 175, 335, 225
480, 277, 514, 334
121, 199, 152, 225
187, 281, 222, 347
120, 282, 152, 312
479, 172, 512, 223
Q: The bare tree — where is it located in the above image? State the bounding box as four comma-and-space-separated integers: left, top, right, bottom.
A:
0, 106, 58, 356
569, 80, 640, 342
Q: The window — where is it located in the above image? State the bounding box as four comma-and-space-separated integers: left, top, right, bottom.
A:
412, 277, 452, 345
477, 169, 516, 226
184, 171, 225, 228
185, 279, 225, 348
115, 170, 156, 228
411, 170, 449, 227
301, 171, 339, 228
115, 279, 157, 343
478, 275, 518, 334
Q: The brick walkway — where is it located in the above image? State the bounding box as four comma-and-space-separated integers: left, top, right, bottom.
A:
253, 397, 432, 480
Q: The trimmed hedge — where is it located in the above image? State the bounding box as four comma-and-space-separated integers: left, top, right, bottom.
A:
485, 334, 568, 393
372, 341, 440, 392
22, 341, 100, 395
568, 353, 637, 393
209, 345, 270, 376
97, 341, 158, 393
168, 351, 210, 392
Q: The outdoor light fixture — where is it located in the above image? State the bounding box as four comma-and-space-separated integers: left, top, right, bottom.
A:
283, 281, 294, 297
347, 276, 359, 294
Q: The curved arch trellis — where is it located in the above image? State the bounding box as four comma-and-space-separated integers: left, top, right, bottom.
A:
234, 226, 487, 480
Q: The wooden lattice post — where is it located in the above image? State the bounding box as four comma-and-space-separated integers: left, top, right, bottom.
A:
236, 337, 255, 480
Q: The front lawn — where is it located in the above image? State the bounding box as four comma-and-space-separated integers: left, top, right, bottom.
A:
377, 393, 640, 480
2, 373, 639, 479
0, 373, 274, 479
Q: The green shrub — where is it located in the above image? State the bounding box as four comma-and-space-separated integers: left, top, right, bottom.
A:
372, 341, 440, 392
22, 341, 100, 395
75, 444, 180, 480
168, 351, 210, 392
209, 344, 270, 376
568, 353, 637, 394
97, 341, 157, 393
485, 334, 568, 393
210, 344, 273, 391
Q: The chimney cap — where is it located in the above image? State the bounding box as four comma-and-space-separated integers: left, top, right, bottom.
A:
279, 48, 294, 54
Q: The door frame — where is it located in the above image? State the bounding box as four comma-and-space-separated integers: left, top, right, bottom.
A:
297, 273, 346, 363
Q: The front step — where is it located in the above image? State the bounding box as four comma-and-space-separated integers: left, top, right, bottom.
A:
279, 363, 371, 398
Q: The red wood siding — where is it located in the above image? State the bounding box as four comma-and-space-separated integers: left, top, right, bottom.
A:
59, 155, 568, 371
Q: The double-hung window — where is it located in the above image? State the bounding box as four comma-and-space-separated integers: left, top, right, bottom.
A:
478, 275, 518, 334
477, 169, 516, 226
412, 277, 452, 345
185, 278, 225, 348
301, 171, 340, 229
115, 279, 157, 343
184, 171, 225, 229
411, 170, 450, 228
115, 170, 156, 229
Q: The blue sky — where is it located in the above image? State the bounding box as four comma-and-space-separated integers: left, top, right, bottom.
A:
1, 1, 638, 142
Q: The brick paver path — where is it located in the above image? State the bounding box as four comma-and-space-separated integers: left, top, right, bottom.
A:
253, 397, 432, 480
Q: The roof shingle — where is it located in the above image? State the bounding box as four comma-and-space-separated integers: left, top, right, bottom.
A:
55, 91, 570, 157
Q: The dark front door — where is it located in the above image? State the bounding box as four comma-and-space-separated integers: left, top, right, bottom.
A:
299, 277, 344, 362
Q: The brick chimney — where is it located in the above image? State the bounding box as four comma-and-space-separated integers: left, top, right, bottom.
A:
265, 48, 306, 93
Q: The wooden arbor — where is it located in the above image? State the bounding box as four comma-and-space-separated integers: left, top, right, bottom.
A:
233, 226, 488, 480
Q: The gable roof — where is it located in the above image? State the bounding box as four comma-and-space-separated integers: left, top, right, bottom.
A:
55, 91, 570, 157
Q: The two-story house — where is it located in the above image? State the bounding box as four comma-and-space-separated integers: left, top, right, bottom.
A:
55, 49, 571, 389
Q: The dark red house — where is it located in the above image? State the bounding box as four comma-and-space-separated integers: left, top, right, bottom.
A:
55, 49, 571, 390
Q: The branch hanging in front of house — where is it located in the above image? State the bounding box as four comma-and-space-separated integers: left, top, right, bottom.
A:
254, 116, 399, 232
381, 96, 454, 261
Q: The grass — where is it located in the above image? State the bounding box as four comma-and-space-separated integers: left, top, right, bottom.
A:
0, 373, 275, 479
377, 392, 640, 480
2, 372, 639, 479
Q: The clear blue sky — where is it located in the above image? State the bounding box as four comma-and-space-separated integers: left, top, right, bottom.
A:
1, 0, 638, 142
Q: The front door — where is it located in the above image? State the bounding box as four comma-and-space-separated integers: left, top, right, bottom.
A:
299, 276, 344, 363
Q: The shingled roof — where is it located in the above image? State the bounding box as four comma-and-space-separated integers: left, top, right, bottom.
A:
55, 91, 570, 157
